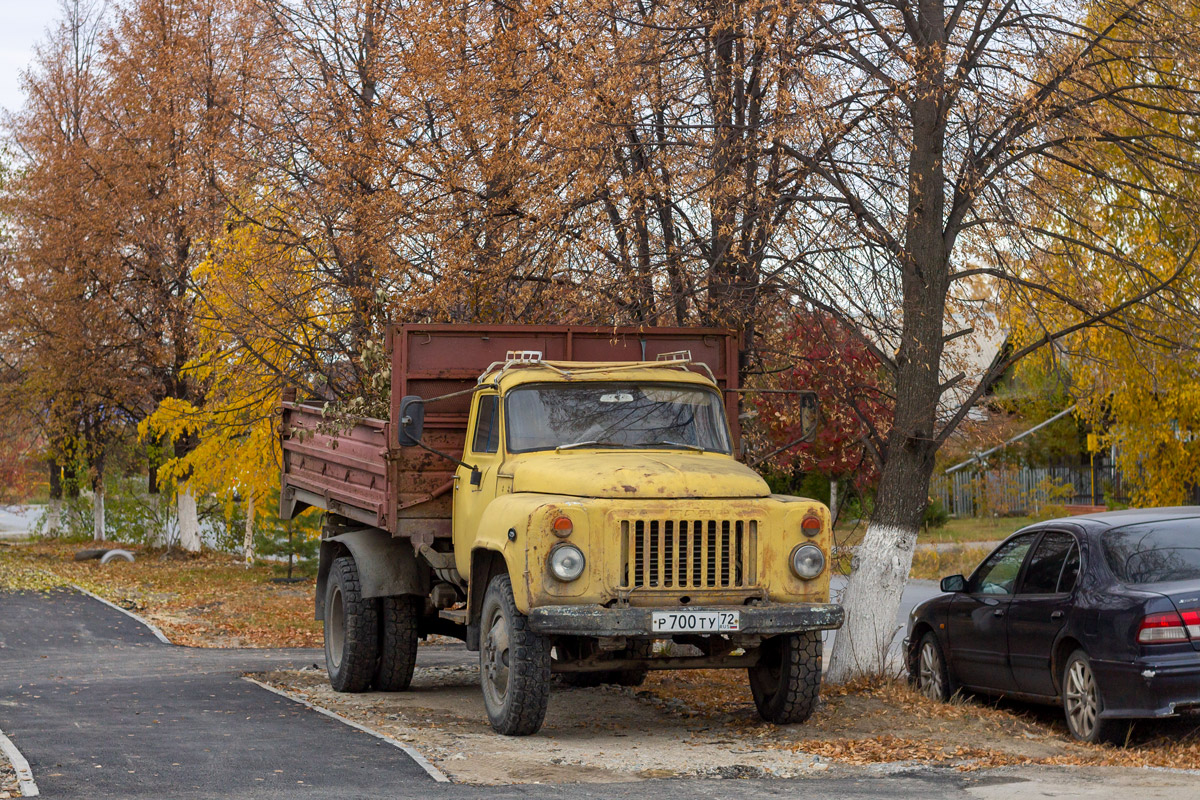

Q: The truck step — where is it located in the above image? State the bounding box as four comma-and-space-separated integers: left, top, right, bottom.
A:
438, 608, 468, 624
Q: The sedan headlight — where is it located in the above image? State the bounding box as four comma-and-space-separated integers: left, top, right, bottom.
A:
548, 544, 586, 582
790, 543, 826, 579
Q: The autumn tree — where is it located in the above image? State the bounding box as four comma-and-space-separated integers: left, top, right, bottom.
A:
0, 0, 137, 541
750, 311, 890, 517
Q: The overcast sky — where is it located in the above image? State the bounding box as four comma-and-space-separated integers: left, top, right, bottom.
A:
0, 2, 62, 115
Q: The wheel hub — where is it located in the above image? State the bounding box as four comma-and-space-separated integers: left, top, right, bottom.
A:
1065, 660, 1098, 737
919, 641, 943, 700
482, 612, 512, 707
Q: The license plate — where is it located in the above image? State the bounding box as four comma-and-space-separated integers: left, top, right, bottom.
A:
650, 610, 740, 633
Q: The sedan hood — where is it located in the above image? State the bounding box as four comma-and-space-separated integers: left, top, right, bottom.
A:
508, 452, 771, 499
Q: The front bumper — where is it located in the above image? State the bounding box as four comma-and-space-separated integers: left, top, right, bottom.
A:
527, 602, 844, 637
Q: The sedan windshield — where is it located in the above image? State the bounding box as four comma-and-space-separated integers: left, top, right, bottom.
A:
1102, 520, 1200, 583
505, 383, 731, 454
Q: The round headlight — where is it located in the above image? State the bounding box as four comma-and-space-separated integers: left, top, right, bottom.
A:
548, 544, 586, 581
790, 543, 826, 580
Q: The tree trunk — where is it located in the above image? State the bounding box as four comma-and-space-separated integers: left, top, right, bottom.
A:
826, 444, 937, 682
829, 478, 839, 522
177, 482, 202, 553
46, 459, 63, 536
243, 493, 255, 566
92, 479, 105, 542
827, 0, 949, 682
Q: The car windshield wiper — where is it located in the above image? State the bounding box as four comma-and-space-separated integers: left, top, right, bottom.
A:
555, 440, 635, 451
647, 440, 704, 451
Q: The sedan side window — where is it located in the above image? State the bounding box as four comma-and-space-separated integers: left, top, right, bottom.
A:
1057, 542, 1080, 593
1019, 532, 1077, 595
968, 535, 1036, 596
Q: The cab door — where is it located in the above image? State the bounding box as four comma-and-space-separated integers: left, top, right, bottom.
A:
452, 392, 503, 558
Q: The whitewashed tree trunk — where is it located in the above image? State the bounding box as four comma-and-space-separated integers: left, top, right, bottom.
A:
177, 483, 202, 553
829, 478, 839, 521
826, 521, 919, 683
92, 483, 106, 541
243, 493, 255, 565
45, 499, 63, 537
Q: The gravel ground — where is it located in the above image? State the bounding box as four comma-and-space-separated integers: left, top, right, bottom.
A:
253, 645, 1109, 785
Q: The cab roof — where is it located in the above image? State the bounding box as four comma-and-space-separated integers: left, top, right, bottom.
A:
480, 359, 722, 391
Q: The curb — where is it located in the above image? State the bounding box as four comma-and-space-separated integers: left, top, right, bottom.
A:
0, 728, 38, 797
240, 677, 450, 783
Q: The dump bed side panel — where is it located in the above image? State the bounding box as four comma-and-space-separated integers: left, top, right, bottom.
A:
279, 404, 391, 528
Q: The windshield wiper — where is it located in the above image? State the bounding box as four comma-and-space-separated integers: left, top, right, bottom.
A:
647, 440, 704, 451
555, 440, 634, 451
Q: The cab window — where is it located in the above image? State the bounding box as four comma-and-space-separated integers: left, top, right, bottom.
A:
472, 395, 499, 454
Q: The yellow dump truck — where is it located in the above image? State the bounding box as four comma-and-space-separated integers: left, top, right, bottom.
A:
280, 324, 842, 735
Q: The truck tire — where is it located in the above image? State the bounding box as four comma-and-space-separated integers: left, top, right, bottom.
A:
374, 595, 420, 691
480, 574, 551, 735
324, 556, 379, 693
748, 631, 821, 725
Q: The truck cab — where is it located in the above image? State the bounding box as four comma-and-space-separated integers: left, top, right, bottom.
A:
280, 326, 842, 736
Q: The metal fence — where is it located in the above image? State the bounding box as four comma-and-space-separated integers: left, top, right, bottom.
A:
931, 465, 1131, 518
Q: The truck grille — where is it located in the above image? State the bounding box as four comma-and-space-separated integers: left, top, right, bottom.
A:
619, 519, 758, 589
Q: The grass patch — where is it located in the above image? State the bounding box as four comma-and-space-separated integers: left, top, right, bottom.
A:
836, 515, 1036, 548
0, 540, 320, 648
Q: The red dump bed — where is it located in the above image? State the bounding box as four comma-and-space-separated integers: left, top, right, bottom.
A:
280, 324, 740, 543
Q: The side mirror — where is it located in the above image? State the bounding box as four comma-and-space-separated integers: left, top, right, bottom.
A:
940, 574, 966, 593
798, 391, 820, 443
398, 395, 425, 447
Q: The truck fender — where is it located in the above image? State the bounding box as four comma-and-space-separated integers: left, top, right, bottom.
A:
314, 528, 429, 620
464, 547, 512, 650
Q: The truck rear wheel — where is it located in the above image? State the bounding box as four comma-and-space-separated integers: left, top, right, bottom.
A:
748, 631, 821, 724
324, 556, 379, 693
374, 595, 420, 691
480, 574, 551, 735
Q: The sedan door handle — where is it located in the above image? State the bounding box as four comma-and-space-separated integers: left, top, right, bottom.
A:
1051, 610, 1065, 620
993, 609, 1006, 617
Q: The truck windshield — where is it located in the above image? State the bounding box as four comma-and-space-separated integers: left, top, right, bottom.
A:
505, 383, 732, 454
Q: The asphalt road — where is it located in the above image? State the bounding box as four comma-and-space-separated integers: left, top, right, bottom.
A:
0, 589, 448, 799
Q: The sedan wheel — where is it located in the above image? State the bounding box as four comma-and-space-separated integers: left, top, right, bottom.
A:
1062, 649, 1126, 744
912, 632, 953, 702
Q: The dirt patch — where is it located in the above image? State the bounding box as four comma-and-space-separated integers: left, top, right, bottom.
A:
255, 657, 1200, 785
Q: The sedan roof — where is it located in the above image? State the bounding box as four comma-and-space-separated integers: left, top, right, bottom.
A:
1067, 506, 1200, 529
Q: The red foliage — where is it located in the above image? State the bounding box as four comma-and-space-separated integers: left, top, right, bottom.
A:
753, 312, 891, 489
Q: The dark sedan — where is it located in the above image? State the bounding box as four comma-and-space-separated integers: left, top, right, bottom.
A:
905, 507, 1200, 743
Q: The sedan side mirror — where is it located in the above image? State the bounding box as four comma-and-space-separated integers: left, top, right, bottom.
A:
940, 574, 966, 593
398, 395, 425, 447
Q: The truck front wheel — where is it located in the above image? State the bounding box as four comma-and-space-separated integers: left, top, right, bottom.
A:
748, 631, 822, 724
324, 556, 379, 693
479, 574, 551, 735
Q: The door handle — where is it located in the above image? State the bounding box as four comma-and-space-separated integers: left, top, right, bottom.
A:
993, 609, 1005, 617
1051, 610, 1065, 620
